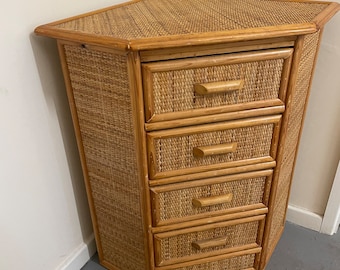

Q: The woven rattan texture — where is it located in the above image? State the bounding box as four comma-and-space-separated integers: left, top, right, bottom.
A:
153, 123, 275, 174
63, 45, 146, 270
266, 32, 320, 257
176, 253, 256, 270
157, 176, 266, 224
55, 0, 328, 40
149, 58, 284, 115
157, 220, 260, 264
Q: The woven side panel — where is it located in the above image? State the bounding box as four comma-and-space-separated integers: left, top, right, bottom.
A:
154, 124, 274, 174
158, 177, 266, 223
266, 32, 320, 257
158, 220, 260, 264
176, 253, 256, 270
55, 0, 328, 40
151, 58, 284, 115
63, 45, 146, 270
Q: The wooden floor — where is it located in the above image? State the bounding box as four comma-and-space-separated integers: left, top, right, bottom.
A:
81, 222, 340, 270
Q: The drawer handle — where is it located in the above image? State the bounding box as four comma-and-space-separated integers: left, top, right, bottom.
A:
193, 143, 237, 158
192, 236, 228, 250
194, 80, 244, 95
192, 193, 233, 208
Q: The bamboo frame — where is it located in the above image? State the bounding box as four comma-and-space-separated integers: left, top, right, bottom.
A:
34, 1, 340, 269
259, 35, 306, 269
127, 51, 154, 270
260, 30, 324, 269
132, 24, 318, 51
265, 29, 326, 267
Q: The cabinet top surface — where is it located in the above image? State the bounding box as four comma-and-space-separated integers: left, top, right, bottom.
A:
35, 0, 339, 50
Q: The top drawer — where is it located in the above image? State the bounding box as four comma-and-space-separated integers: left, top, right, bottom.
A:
142, 48, 293, 122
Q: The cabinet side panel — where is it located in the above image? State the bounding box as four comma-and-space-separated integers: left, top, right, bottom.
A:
61, 44, 146, 270
264, 31, 321, 265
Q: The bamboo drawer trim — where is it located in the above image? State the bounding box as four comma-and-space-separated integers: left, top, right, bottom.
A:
143, 49, 292, 122
151, 208, 269, 234
143, 49, 293, 72
145, 101, 285, 131
154, 215, 265, 266
151, 170, 272, 226
140, 38, 296, 62
148, 115, 281, 140
147, 115, 281, 179
149, 161, 277, 186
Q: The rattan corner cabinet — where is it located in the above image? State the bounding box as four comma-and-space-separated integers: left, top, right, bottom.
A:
35, 1, 339, 269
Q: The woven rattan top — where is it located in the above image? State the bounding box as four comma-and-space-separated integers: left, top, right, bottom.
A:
35, 0, 339, 50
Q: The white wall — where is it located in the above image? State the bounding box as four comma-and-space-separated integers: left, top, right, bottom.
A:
0, 1, 125, 270
0, 1, 339, 269
289, 2, 340, 227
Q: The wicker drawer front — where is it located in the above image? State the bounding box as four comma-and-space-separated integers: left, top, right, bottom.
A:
147, 115, 281, 179
154, 215, 264, 266
151, 170, 272, 226
142, 48, 293, 122
159, 251, 260, 270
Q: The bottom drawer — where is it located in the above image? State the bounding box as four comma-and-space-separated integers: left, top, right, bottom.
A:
157, 250, 260, 270
154, 215, 265, 266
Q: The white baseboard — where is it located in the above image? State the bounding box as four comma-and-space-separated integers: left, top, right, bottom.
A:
320, 161, 340, 235
56, 234, 97, 270
286, 204, 323, 232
